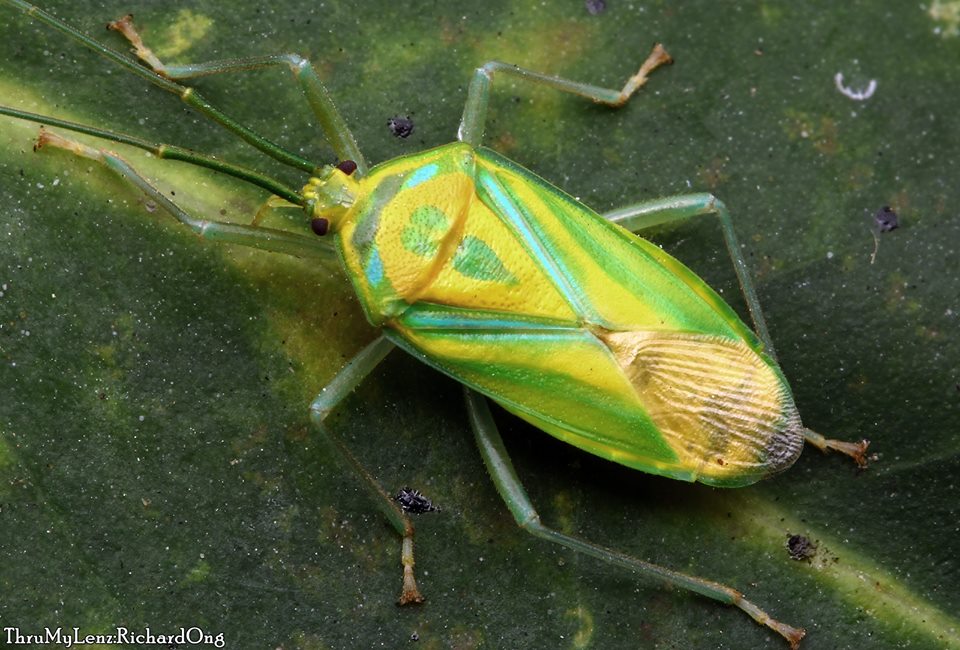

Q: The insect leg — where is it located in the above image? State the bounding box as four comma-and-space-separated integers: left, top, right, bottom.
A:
603, 193, 774, 359
4, 2, 328, 174
308, 337, 427, 605
801, 429, 869, 468
604, 195, 870, 466
33, 129, 335, 260
1, 106, 302, 204
309, 336, 397, 421
105, 13, 366, 174
458, 44, 672, 146
464, 388, 806, 649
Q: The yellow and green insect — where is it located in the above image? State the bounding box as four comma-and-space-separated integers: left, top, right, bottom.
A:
1, 2, 870, 647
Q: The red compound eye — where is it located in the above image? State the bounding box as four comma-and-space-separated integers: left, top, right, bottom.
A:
336, 160, 358, 175
311, 217, 330, 236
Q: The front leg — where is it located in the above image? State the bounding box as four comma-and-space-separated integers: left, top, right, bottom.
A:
33, 129, 334, 260
107, 14, 366, 173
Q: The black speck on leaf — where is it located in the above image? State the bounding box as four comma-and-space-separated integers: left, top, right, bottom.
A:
388, 116, 415, 138
786, 534, 817, 561
394, 487, 439, 514
874, 205, 899, 232
586, 0, 607, 15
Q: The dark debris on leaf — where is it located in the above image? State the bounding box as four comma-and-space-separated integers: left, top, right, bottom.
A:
585, 0, 607, 15
786, 534, 817, 561
874, 206, 900, 232
394, 487, 439, 514
388, 116, 415, 139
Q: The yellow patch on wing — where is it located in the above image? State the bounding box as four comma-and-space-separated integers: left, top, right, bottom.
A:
600, 330, 804, 482
373, 172, 474, 298
477, 154, 753, 340
398, 326, 679, 463
418, 196, 578, 322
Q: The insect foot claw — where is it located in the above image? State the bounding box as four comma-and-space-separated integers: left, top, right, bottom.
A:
735, 592, 805, 648
802, 429, 871, 468
826, 438, 871, 468
397, 588, 425, 606
777, 623, 806, 650
107, 14, 168, 76
396, 534, 425, 605
32, 128, 100, 160
397, 566, 425, 606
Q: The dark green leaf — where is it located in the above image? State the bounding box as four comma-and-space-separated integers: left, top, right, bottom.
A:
1, 2, 957, 648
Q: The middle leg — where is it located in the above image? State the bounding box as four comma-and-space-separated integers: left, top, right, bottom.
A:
308, 336, 427, 605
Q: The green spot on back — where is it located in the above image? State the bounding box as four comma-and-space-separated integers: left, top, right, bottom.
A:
453, 235, 517, 283
401, 205, 449, 257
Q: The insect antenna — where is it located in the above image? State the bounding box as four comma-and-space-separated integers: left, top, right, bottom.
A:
1, 105, 304, 205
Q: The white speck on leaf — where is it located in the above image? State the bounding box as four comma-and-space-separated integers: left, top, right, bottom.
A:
834, 72, 877, 101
